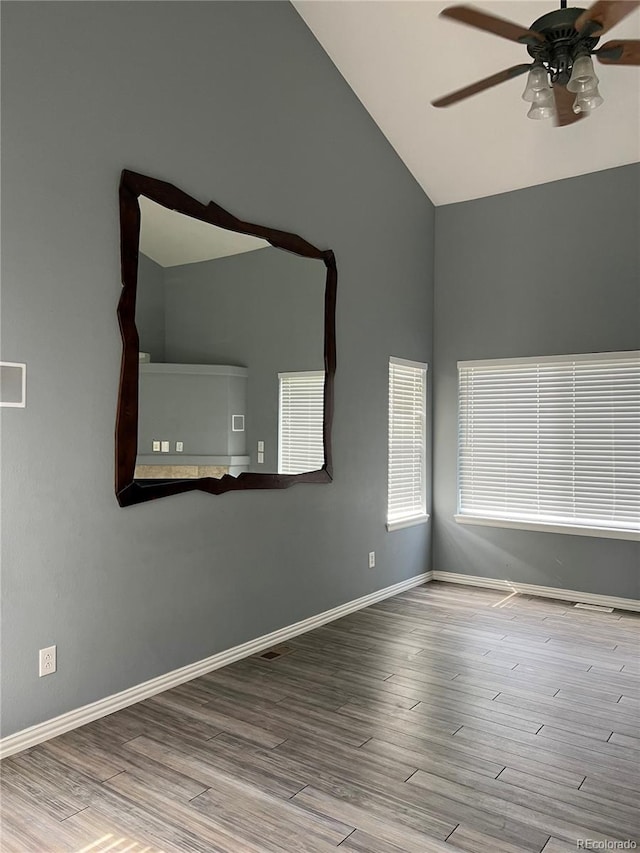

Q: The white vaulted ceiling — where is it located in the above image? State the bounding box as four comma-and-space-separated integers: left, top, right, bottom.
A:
294, 0, 640, 205
139, 197, 269, 268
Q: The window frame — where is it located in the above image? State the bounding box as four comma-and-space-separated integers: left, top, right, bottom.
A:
387, 356, 429, 532
456, 350, 640, 542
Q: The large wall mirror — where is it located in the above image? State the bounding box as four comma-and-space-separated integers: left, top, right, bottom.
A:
116, 170, 336, 507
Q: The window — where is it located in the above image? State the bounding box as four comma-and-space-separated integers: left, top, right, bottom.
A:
278, 371, 325, 474
387, 357, 428, 531
457, 351, 640, 540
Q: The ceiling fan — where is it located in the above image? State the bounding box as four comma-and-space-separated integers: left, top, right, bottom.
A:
432, 0, 640, 125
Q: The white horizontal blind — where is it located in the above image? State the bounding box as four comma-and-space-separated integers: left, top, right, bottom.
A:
458, 352, 640, 533
388, 358, 427, 525
278, 371, 325, 475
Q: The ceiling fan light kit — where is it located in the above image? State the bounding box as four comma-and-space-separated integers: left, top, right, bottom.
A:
522, 51, 603, 120
432, 0, 640, 127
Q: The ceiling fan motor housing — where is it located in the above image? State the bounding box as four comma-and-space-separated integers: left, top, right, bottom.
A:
526, 7, 600, 83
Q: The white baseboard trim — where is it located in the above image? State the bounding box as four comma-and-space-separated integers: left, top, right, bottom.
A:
432, 571, 640, 612
0, 571, 432, 760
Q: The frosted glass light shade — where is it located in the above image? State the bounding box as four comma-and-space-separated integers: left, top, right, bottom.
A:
527, 102, 556, 120
573, 86, 604, 113
522, 66, 551, 102
530, 88, 555, 104
526, 81, 555, 119
567, 55, 599, 93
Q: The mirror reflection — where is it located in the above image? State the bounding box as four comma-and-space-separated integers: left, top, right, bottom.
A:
134, 198, 326, 480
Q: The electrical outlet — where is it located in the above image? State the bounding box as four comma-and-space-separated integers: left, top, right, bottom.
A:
368, 551, 375, 569
39, 645, 57, 677
176, 441, 184, 452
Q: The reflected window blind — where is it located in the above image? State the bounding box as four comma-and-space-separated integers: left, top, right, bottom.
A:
278, 371, 325, 475
388, 358, 427, 524
458, 352, 640, 533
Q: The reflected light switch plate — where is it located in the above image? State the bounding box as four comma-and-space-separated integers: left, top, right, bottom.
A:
257, 441, 264, 452
161, 441, 170, 452
152, 440, 161, 452
257, 451, 264, 464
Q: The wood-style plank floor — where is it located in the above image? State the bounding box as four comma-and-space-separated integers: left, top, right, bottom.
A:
1, 582, 639, 853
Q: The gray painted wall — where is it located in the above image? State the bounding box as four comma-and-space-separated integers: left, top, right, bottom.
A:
0, 1, 434, 736
137, 368, 248, 459
163, 247, 325, 471
433, 165, 640, 600
136, 254, 166, 363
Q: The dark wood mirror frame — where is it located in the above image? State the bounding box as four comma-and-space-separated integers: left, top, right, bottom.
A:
116, 169, 337, 507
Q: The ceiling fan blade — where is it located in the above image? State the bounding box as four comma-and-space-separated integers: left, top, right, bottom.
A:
575, 1, 640, 36
552, 84, 585, 127
432, 64, 532, 108
596, 38, 640, 63
440, 6, 544, 45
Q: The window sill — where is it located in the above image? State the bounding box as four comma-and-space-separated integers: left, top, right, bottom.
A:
454, 514, 640, 542
387, 514, 430, 532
